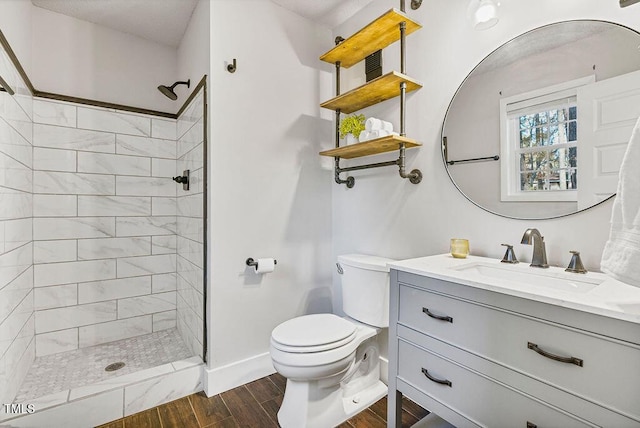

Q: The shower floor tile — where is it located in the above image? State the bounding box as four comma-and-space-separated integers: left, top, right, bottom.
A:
15, 328, 194, 403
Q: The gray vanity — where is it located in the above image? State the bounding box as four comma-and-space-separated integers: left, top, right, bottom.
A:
387, 255, 640, 427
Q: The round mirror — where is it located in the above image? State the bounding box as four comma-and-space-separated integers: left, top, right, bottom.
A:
442, 20, 640, 220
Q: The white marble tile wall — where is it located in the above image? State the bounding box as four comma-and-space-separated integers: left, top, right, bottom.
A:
0, 48, 34, 407
32, 100, 182, 357
176, 88, 205, 359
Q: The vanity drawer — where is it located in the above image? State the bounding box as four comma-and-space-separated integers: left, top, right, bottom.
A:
398, 284, 640, 420
397, 339, 595, 428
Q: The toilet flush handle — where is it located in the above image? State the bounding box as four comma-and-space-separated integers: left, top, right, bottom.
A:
336, 263, 343, 274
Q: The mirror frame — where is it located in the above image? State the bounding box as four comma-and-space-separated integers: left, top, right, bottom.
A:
440, 19, 640, 220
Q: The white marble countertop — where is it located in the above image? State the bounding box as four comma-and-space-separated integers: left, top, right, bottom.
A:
389, 254, 640, 325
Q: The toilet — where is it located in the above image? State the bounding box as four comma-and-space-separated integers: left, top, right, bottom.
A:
269, 254, 394, 428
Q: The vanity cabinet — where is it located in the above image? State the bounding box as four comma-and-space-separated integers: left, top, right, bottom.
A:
388, 267, 640, 427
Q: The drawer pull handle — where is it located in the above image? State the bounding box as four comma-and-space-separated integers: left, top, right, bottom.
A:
421, 368, 452, 387
527, 342, 583, 367
527, 422, 537, 428
422, 307, 453, 323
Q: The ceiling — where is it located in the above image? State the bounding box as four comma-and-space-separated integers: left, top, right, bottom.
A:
30, 0, 372, 48
31, 0, 199, 48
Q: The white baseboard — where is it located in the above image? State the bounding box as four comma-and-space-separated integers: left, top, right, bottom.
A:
204, 352, 275, 396
203, 353, 389, 397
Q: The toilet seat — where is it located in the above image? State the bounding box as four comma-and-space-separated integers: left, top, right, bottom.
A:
271, 314, 356, 353
270, 316, 378, 371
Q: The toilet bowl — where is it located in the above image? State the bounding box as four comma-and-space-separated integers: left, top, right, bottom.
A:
269, 254, 394, 428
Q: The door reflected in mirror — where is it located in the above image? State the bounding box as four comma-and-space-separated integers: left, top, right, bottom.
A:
442, 20, 640, 219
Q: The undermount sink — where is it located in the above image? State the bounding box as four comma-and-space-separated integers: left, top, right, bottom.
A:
454, 262, 604, 293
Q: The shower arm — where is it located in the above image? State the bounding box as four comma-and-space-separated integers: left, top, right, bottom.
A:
169, 80, 190, 90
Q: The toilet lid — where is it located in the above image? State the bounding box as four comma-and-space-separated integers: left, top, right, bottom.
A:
271, 314, 356, 352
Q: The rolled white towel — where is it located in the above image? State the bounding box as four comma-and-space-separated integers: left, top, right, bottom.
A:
369, 130, 382, 139
361, 129, 391, 142
365, 117, 394, 133
358, 130, 370, 141
365, 117, 382, 132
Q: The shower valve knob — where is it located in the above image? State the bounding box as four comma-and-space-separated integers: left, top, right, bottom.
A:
172, 170, 190, 191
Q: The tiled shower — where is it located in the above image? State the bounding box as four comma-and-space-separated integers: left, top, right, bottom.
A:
31, 102, 181, 355
0, 35, 206, 424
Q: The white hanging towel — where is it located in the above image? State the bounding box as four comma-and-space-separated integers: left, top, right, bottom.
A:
600, 115, 640, 287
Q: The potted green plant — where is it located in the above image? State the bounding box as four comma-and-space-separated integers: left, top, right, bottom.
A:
339, 114, 365, 145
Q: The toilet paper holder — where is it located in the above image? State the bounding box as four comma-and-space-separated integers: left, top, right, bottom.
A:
246, 258, 277, 268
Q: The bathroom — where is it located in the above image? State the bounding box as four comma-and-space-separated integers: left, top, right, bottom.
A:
0, 0, 639, 426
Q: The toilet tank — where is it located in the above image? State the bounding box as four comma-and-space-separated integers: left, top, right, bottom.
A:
337, 254, 395, 328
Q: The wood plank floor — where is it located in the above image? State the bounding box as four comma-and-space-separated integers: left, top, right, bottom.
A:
97, 373, 429, 428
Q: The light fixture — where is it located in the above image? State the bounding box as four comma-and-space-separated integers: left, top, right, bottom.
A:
467, 0, 500, 30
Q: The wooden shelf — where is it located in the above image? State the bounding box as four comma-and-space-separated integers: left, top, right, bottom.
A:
319, 134, 421, 159
318, 6, 423, 185
320, 9, 421, 68
320, 71, 422, 114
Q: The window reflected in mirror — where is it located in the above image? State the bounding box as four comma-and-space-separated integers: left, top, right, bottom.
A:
442, 20, 640, 219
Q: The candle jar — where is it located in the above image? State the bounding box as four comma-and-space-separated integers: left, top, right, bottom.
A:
450, 239, 469, 259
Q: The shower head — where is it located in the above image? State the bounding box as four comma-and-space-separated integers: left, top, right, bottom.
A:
157, 79, 190, 100
158, 84, 178, 100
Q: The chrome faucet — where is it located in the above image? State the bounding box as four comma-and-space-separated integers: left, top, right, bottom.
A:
521, 228, 549, 268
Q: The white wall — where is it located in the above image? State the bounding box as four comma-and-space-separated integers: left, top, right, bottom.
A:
206, 0, 333, 389
30, 7, 178, 112
177, 0, 209, 89
0, 0, 32, 76
331, 0, 640, 315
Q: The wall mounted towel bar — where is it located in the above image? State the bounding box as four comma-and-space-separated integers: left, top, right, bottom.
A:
447, 155, 499, 165
442, 136, 499, 165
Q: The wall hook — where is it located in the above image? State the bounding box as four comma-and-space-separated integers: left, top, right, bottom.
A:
227, 58, 237, 73
400, 0, 422, 11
